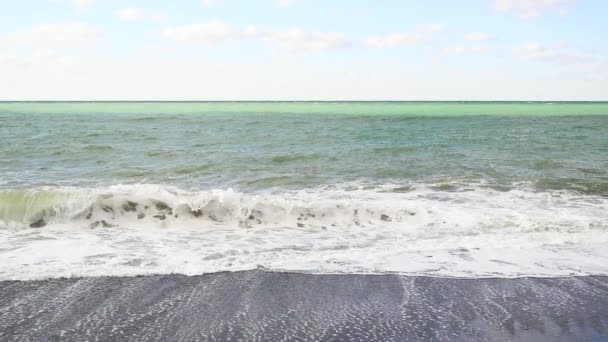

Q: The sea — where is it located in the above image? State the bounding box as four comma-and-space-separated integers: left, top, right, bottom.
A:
1, 101, 607, 280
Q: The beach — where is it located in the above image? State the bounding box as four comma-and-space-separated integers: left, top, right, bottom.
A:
2, 271, 608, 341
3, 0, 608, 339
1, 102, 608, 341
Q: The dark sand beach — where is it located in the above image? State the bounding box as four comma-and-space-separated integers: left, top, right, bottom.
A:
1, 271, 608, 341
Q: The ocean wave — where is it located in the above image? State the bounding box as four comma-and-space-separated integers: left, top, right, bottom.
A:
1, 183, 607, 280
270, 153, 324, 163
0, 183, 606, 231
82, 144, 114, 151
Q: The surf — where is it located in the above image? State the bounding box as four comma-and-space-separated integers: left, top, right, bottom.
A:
1, 183, 607, 281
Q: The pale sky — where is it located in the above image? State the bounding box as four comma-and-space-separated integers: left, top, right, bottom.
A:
0, 0, 607, 100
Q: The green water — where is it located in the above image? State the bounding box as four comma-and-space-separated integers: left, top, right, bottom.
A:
2, 101, 608, 116
1, 101, 607, 193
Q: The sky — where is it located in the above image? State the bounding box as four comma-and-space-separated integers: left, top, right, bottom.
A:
0, 0, 607, 100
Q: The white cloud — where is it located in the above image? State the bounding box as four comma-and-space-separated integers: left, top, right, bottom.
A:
492, 0, 577, 19
114, 8, 168, 22
115, 7, 145, 21
3, 52, 606, 100
445, 46, 467, 55
464, 32, 491, 41
364, 33, 420, 49
471, 46, 491, 53
445, 45, 490, 55
364, 24, 445, 49
267, 28, 348, 52
162, 22, 259, 43
162, 22, 349, 52
414, 24, 445, 35
512, 42, 592, 63
0, 23, 102, 47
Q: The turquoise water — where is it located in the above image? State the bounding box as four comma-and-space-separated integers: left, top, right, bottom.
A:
1, 102, 607, 280
1, 102, 607, 193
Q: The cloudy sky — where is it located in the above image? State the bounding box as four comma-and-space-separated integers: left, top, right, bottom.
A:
0, 0, 606, 100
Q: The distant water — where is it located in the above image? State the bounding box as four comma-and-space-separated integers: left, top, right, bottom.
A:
1, 102, 607, 280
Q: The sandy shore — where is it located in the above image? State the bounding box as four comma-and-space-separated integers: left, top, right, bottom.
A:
1, 271, 608, 341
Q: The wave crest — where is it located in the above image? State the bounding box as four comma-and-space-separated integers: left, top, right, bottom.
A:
1, 183, 606, 233
2, 183, 608, 280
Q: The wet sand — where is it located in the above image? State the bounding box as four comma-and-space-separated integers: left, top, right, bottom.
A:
1, 271, 608, 341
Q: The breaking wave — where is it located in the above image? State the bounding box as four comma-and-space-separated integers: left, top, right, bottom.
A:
1, 183, 606, 231
1, 182, 607, 280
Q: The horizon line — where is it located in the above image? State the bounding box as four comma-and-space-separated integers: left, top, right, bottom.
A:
1, 100, 608, 103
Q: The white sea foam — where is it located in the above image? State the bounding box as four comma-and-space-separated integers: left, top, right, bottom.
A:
1, 183, 607, 280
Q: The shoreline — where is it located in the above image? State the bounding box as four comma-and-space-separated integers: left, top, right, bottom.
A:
3, 268, 608, 282
2, 271, 608, 341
